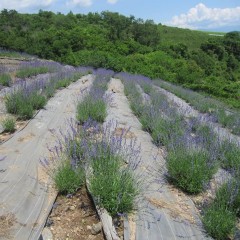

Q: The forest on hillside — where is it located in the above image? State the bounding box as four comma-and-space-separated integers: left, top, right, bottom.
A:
0, 9, 239, 108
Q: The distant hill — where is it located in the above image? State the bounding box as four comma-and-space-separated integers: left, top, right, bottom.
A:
0, 9, 239, 108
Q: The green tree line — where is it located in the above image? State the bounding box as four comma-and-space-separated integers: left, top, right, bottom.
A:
0, 9, 239, 108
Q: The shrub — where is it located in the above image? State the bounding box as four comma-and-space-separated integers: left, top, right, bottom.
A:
16, 66, 49, 78
77, 96, 106, 123
29, 94, 47, 110
151, 116, 183, 147
5, 89, 46, 120
18, 104, 34, 120
53, 159, 85, 194
55, 78, 71, 89
215, 180, 240, 216
166, 147, 215, 194
202, 205, 236, 240
0, 73, 11, 86
219, 140, 240, 170
1, 116, 16, 133
90, 146, 138, 216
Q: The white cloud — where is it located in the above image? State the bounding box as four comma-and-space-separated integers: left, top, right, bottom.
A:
0, 0, 55, 10
168, 3, 240, 30
107, 0, 118, 4
67, 0, 92, 7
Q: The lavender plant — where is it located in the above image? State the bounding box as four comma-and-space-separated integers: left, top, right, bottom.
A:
77, 69, 113, 123
119, 72, 218, 194
15, 60, 60, 79
42, 119, 141, 216
84, 120, 141, 216
0, 73, 11, 86
153, 79, 240, 136
5, 67, 90, 119
202, 178, 240, 239
1, 116, 16, 133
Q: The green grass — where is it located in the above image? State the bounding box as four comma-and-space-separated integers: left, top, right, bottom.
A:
77, 96, 106, 123
0, 73, 11, 86
1, 116, 16, 133
53, 159, 85, 194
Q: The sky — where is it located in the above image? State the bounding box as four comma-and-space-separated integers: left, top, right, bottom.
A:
0, 0, 240, 32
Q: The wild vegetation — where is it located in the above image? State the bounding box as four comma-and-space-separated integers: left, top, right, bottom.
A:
0, 10, 239, 108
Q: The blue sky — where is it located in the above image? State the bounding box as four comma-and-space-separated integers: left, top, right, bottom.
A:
0, 0, 240, 31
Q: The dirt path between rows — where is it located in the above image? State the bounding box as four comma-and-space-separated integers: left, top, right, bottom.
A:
0, 75, 93, 240
106, 78, 210, 240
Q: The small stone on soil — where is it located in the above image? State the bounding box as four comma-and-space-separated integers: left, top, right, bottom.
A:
91, 222, 102, 235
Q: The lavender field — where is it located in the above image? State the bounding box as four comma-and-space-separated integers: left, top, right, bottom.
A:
0, 53, 240, 240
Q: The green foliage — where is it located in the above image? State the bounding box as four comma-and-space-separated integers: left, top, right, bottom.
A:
55, 78, 71, 89
202, 205, 236, 240
90, 149, 138, 216
0, 73, 11, 86
0, 10, 239, 108
166, 147, 215, 194
219, 140, 240, 170
5, 91, 46, 120
1, 116, 16, 133
202, 178, 240, 239
77, 96, 106, 123
53, 159, 85, 194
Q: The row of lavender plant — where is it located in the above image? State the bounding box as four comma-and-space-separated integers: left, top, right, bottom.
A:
76, 68, 114, 123
42, 69, 141, 221
153, 79, 240, 136
0, 48, 35, 59
118, 72, 240, 239
5, 66, 92, 120
15, 60, 62, 79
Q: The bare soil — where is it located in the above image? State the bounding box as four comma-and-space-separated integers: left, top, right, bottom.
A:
0, 213, 16, 239
46, 186, 105, 240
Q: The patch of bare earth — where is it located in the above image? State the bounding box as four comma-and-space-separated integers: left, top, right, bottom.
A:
0, 213, 16, 239
46, 186, 105, 240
